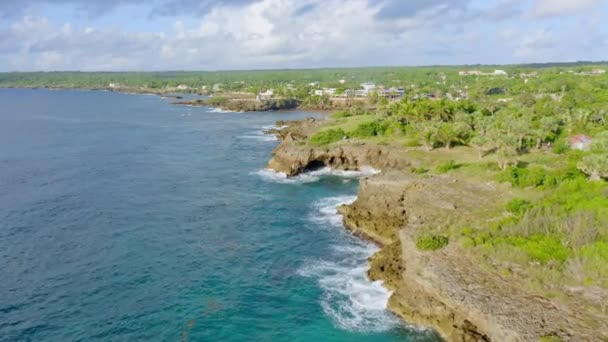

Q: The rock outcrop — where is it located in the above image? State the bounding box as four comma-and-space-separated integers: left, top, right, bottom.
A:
341, 172, 604, 341
265, 118, 607, 341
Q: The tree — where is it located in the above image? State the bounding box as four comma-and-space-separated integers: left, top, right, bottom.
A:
470, 134, 490, 159
578, 154, 608, 181
432, 121, 471, 150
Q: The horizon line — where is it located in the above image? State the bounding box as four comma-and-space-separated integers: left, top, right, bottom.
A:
1, 60, 608, 74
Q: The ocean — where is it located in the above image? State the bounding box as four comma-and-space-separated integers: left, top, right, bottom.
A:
0, 89, 439, 341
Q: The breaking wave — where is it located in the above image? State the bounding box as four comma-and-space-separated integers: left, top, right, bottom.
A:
298, 195, 401, 332
254, 167, 380, 184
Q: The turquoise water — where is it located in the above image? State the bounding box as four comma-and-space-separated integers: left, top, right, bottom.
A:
0, 89, 439, 341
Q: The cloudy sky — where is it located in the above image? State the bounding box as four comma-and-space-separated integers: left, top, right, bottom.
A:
0, 0, 606, 71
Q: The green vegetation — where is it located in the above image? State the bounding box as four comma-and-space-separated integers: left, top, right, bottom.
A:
435, 160, 460, 174
506, 198, 531, 215
416, 235, 449, 251
309, 129, 346, 146
350, 121, 389, 138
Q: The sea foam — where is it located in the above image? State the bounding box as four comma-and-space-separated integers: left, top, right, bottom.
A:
297, 195, 401, 332
254, 166, 380, 184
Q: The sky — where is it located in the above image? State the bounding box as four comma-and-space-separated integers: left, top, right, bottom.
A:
0, 0, 606, 71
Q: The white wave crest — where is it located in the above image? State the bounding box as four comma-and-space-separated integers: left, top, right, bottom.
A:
261, 124, 289, 130
207, 107, 236, 113
310, 195, 357, 227
240, 133, 279, 142
253, 169, 321, 184
297, 196, 401, 333
254, 166, 380, 184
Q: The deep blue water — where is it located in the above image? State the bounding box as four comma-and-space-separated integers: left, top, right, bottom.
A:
0, 89, 439, 341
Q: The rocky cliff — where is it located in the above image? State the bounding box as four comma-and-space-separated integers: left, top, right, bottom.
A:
342, 173, 602, 341
265, 119, 605, 342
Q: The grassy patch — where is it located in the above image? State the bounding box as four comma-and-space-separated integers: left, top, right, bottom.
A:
506, 198, 531, 215
350, 120, 389, 138
309, 128, 346, 146
435, 160, 460, 174
416, 235, 449, 251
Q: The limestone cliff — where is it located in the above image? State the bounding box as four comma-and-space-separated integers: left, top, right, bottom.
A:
342, 173, 602, 341
265, 119, 606, 342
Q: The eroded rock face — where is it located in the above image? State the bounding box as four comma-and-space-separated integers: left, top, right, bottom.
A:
265, 118, 412, 176
339, 172, 604, 341
263, 118, 606, 341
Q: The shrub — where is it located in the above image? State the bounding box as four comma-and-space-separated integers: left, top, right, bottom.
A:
416, 235, 449, 251
436, 160, 459, 174
331, 110, 351, 119
552, 138, 569, 154
309, 128, 346, 146
540, 334, 564, 342
411, 167, 428, 174
493, 234, 570, 264
499, 165, 585, 188
506, 198, 531, 215
403, 138, 421, 147
350, 121, 389, 138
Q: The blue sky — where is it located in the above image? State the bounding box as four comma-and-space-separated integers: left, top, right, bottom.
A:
0, 0, 606, 71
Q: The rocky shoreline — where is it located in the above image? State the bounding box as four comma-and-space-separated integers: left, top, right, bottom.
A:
264, 118, 605, 341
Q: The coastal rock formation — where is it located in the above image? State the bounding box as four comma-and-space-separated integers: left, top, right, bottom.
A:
266, 122, 411, 176
341, 173, 602, 341
265, 118, 607, 341
175, 98, 299, 111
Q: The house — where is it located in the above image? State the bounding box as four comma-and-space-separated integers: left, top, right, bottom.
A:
339, 79, 346, 84
360, 82, 376, 94
323, 88, 336, 95
108, 83, 120, 88
459, 70, 482, 76
378, 87, 404, 99
177, 84, 189, 90
354, 90, 367, 97
308, 81, 320, 87
569, 135, 593, 151
314, 90, 324, 96
212, 83, 224, 92
494, 70, 508, 76
520, 72, 538, 78
591, 69, 606, 75
257, 89, 274, 101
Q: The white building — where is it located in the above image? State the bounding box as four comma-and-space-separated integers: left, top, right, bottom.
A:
257, 89, 274, 101
314, 90, 324, 96
108, 83, 120, 88
360, 82, 376, 94
177, 84, 190, 90
323, 88, 336, 95
339, 79, 346, 84
308, 81, 320, 87
494, 70, 508, 76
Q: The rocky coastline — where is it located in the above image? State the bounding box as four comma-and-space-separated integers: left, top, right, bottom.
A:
264, 118, 605, 341
173, 98, 299, 112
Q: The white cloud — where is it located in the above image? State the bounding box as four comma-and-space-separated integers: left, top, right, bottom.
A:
532, 0, 600, 17
0, 0, 606, 71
